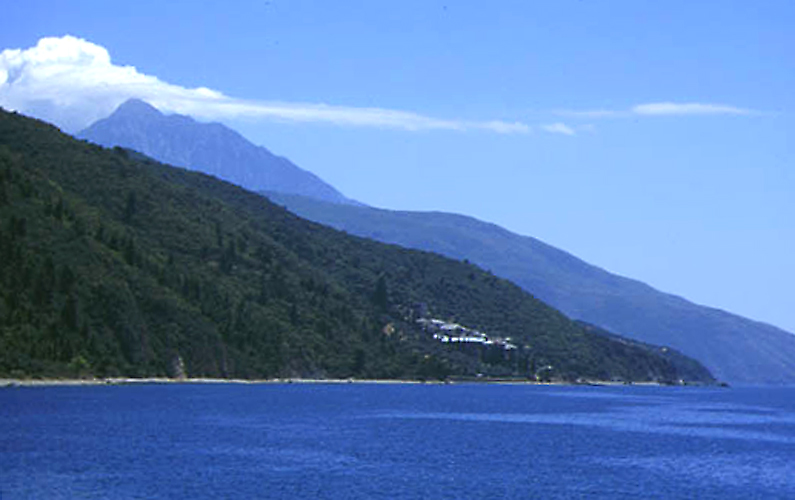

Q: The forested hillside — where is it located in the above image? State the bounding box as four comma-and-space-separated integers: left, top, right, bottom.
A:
265, 192, 795, 385
0, 108, 712, 383
77, 101, 793, 384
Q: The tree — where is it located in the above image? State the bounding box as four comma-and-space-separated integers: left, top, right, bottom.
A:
372, 275, 388, 310
0, 175, 7, 206
123, 191, 137, 223
59, 264, 76, 293
351, 348, 366, 375
61, 294, 78, 331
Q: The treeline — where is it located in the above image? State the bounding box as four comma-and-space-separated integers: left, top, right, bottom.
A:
0, 109, 713, 383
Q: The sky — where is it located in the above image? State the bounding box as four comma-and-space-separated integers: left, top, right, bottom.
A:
1, 0, 793, 333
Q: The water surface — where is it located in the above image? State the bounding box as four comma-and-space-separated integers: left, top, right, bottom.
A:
2, 384, 794, 499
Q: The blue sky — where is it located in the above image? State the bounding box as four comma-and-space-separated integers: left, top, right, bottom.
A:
1, 0, 793, 333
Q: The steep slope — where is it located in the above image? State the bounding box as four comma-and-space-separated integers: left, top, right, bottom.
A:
264, 192, 795, 385
77, 103, 795, 384
78, 99, 355, 205
0, 108, 711, 383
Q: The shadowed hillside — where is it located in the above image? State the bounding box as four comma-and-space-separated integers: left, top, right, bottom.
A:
265, 192, 795, 385
0, 108, 712, 383
76, 101, 795, 384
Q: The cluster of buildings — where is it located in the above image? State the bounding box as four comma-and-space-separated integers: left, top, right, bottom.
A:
416, 318, 517, 351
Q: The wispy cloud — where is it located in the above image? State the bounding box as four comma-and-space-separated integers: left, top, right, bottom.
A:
175, 96, 533, 134
631, 102, 755, 116
557, 102, 758, 119
0, 35, 532, 135
541, 122, 576, 136
555, 109, 624, 119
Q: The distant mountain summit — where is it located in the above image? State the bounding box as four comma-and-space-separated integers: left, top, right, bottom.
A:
79, 99, 355, 204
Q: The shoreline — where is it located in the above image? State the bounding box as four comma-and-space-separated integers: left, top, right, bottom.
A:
0, 377, 429, 387
0, 377, 709, 388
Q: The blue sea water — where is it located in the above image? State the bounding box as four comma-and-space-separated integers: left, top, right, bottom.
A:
1, 383, 794, 499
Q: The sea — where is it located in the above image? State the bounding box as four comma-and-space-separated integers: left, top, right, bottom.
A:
1, 383, 794, 499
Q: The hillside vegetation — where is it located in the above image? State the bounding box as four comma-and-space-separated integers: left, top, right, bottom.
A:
0, 108, 712, 383
77, 100, 793, 384
265, 192, 795, 385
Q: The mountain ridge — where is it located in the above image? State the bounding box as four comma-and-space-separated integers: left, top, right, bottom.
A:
0, 107, 712, 383
263, 192, 795, 385
79, 99, 356, 205
76, 101, 795, 384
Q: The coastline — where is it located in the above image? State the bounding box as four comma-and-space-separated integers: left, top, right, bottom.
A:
0, 377, 429, 387
0, 377, 701, 388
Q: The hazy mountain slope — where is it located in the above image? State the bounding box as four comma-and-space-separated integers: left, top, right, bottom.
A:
78, 99, 355, 205
76, 102, 793, 384
265, 192, 795, 385
0, 108, 711, 383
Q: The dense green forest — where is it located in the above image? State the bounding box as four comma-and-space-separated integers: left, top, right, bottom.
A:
264, 191, 795, 385
0, 108, 713, 382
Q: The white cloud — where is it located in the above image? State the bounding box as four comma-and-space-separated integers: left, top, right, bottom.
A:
0, 35, 532, 135
631, 102, 754, 116
477, 120, 532, 134
555, 109, 623, 119
557, 102, 756, 119
541, 122, 576, 136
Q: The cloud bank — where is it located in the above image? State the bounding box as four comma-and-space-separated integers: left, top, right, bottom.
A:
0, 35, 532, 134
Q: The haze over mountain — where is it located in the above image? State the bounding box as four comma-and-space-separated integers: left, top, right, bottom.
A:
79, 99, 355, 205
266, 192, 795, 385
0, 107, 714, 383
76, 101, 795, 384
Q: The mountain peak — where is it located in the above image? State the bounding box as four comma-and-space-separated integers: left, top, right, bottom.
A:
78, 101, 357, 205
113, 98, 163, 118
